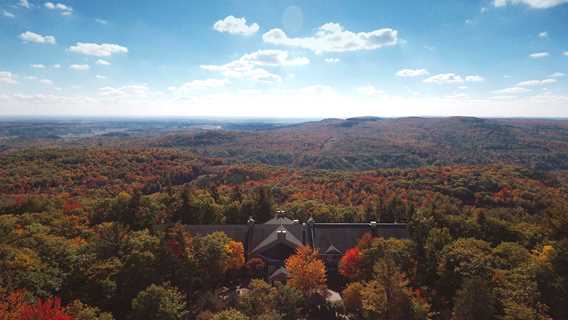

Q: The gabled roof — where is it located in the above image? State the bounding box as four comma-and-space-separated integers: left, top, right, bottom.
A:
325, 244, 341, 255
264, 216, 295, 225
251, 225, 303, 254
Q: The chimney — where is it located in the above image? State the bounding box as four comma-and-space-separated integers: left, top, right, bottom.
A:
277, 229, 287, 240
247, 216, 255, 226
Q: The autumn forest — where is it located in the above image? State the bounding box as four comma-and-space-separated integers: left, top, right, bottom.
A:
1, 117, 568, 320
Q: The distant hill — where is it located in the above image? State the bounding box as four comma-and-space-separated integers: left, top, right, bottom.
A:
151, 117, 568, 170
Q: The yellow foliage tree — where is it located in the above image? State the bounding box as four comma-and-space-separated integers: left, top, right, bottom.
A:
285, 246, 327, 298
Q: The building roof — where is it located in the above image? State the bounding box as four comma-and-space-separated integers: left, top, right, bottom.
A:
251, 224, 303, 254
182, 220, 409, 265
310, 223, 409, 255
264, 215, 295, 225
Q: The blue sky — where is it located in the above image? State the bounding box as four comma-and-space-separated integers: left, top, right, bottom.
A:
0, 0, 567, 117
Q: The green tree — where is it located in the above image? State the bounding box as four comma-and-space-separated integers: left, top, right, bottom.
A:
66, 300, 114, 320
437, 238, 493, 299
131, 283, 188, 320
212, 309, 250, 320
453, 277, 496, 320
360, 258, 414, 320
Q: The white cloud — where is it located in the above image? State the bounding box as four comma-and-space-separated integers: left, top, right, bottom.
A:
357, 85, 384, 96
493, 87, 532, 94
95, 18, 108, 25
240, 50, 309, 66
213, 16, 259, 36
423, 73, 464, 84
494, 0, 568, 8
98, 85, 150, 98
549, 72, 565, 77
396, 68, 429, 77
564, 51, 568, 56
324, 58, 340, 63
19, 31, 56, 45
2, 9, 15, 18
458, 86, 468, 90
95, 75, 107, 79
52, 64, 61, 69
263, 22, 398, 54
96, 59, 111, 66
31, 64, 46, 69
0, 71, 18, 84
45, 2, 73, 15
39, 79, 53, 85
465, 75, 485, 82
69, 64, 90, 71
69, 42, 128, 57
529, 52, 549, 58
201, 49, 309, 82
170, 79, 229, 94
538, 31, 548, 38
19, 0, 30, 8
517, 79, 557, 86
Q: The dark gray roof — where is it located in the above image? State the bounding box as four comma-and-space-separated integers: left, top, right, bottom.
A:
311, 225, 371, 254
325, 244, 341, 255
264, 216, 295, 225
251, 225, 303, 254
311, 223, 409, 254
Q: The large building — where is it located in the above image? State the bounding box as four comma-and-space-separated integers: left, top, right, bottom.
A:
185, 213, 409, 281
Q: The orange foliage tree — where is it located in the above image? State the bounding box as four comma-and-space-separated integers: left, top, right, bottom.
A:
285, 246, 327, 298
224, 240, 245, 271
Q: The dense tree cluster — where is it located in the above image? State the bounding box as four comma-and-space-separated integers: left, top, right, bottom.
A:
1, 148, 567, 319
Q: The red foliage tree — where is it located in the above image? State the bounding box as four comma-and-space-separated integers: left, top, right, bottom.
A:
18, 297, 73, 320
339, 247, 362, 279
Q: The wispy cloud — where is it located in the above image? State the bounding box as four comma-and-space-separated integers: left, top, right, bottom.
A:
96, 59, 111, 66
69, 43, 128, 57
19, 0, 30, 8
493, 87, 532, 94
494, 0, 568, 9
0, 71, 18, 84
529, 52, 549, 59
201, 50, 309, 82
423, 73, 484, 84
2, 9, 15, 18
396, 68, 429, 77
45, 2, 73, 16
517, 79, 557, 86
69, 64, 90, 71
19, 31, 56, 45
